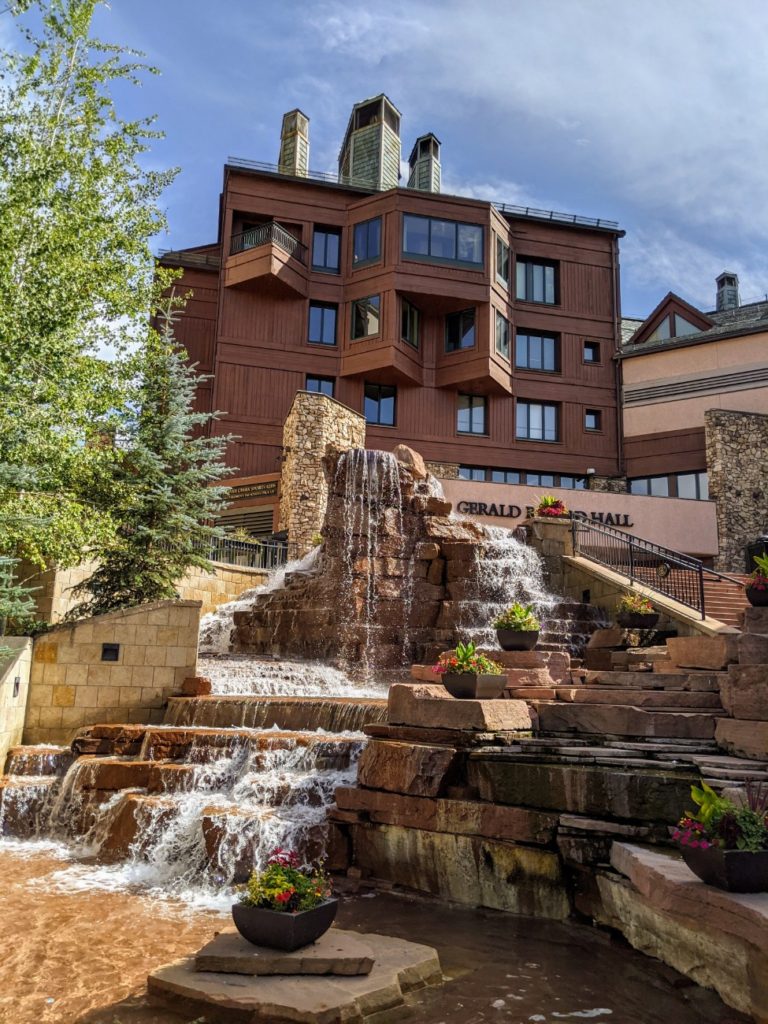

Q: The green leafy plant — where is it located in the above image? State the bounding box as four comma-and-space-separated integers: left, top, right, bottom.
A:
433, 640, 504, 676
673, 781, 768, 853
493, 602, 540, 631
311, 533, 324, 548
230, 528, 257, 543
750, 553, 768, 591
239, 848, 332, 913
535, 495, 569, 518
616, 593, 654, 615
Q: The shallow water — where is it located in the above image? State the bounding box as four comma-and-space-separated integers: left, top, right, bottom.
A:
0, 847, 746, 1024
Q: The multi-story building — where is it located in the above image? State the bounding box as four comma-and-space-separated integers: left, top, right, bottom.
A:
163, 95, 625, 533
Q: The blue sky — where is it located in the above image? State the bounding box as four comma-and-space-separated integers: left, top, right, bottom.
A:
79, 1, 768, 316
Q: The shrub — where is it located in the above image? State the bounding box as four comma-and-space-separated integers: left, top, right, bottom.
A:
616, 593, 654, 615
239, 848, 332, 913
433, 640, 503, 676
493, 602, 540, 631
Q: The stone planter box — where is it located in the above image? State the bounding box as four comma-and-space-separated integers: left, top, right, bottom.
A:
231, 899, 339, 950
496, 629, 538, 652
441, 672, 506, 700
681, 846, 768, 893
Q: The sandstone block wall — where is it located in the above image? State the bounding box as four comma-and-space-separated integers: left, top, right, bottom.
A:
24, 600, 200, 745
705, 408, 768, 572
279, 391, 366, 560
425, 461, 459, 480
20, 560, 265, 623
0, 638, 32, 769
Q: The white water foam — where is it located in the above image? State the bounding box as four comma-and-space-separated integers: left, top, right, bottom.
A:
199, 656, 388, 698
198, 547, 321, 655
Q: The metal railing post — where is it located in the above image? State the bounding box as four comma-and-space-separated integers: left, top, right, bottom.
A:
628, 537, 635, 583
698, 565, 706, 619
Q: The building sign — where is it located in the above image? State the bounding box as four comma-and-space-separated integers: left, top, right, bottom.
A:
455, 500, 633, 528
228, 480, 279, 501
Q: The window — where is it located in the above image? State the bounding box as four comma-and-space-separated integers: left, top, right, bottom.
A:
101, 643, 120, 662
629, 472, 708, 500
496, 235, 510, 287
351, 295, 380, 339
647, 317, 672, 343
457, 394, 487, 435
585, 409, 602, 431
490, 469, 521, 484
458, 466, 487, 481
401, 299, 420, 348
524, 472, 555, 487
403, 214, 483, 266
445, 308, 476, 352
583, 341, 600, 363
305, 375, 334, 397
674, 314, 701, 337
516, 259, 558, 304
515, 332, 558, 371
353, 218, 381, 265
558, 475, 587, 490
364, 382, 396, 426
311, 227, 341, 272
495, 311, 510, 359
308, 302, 337, 345
516, 401, 558, 442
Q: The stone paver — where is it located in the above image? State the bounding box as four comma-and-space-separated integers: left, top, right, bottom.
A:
195, 928, 374, 976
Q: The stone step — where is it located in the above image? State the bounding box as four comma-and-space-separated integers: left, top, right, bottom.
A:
0, 776, 59, 837
553, 687, 722, 709
3, 745, 73, 777
163, 695, 387, 732
585, 670, 722, 692
532, 701, 722, 740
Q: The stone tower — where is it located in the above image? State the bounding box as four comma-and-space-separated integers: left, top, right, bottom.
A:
338, 94, 401, 190
407, 133, 441, 193
278, 109, 309, 177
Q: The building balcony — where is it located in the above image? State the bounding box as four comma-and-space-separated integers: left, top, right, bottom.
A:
224, 222, 308, 297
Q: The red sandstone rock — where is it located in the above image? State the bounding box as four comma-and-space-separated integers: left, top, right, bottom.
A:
716, 717, 768, 760
70, 724, 147, 757
719, 665, 768, 720
737, 632, 768, 667
357, 739, 457, 798
180, 676, 212, 696
414, 542, 440, 561
97, 793, 175, 863
586, 628, 625, 649
741, 607, 768, 635
392, 444, 428, 479
79, 757, 152, 791
387, 682, 533, 732
666, 636, 738, 671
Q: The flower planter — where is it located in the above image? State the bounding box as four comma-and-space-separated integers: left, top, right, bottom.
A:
746, 585, 768, 607
441, 672, 506, 700
681, 846, 768, 893
231, 898, 339, 950
616, 612, 659, 629
496, 629, 539, 652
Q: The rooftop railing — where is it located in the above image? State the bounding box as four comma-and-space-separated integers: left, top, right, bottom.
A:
229, 221, 308, 264
226, 157, 619, 231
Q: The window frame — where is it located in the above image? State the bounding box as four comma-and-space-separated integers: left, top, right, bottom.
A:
307, 301, 338, 346
363, 381, 397, 427
445, 307, 476, 353
629, 471, 709, 500
515, 258, 559, 305
516, 400, 559, 443
311, 226, 341, 274
458, 465, 488, 481
401, 298, 420, 349
457, 393, 488, 436
584, 408, 602, 432
305, 374, 335, 397
582, 340, 601, 364
350, 294, 381, 341
352, 217, 382, 267
495, 234, 510, 288
515, 330, 559, 372
495, 310, 510, 361
402, 213, 484, 268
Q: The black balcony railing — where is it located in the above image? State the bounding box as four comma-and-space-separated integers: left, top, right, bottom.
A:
230, 221, 307, 264
209, 536, 288, 570
571, 516, 715, 618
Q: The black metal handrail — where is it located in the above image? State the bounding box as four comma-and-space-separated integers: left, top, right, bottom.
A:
229, 221, 307, 264
209, 536, 288, 570
571, 516, 708, 618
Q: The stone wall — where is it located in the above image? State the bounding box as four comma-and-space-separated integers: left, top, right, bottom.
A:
587, 475, 628, 494
24, 600, 200, 745
0, 638, 32, 769
705, 408, 768, 572
279, 391, 366, 560
20, 560, 266, 624
425, 461, 460, 480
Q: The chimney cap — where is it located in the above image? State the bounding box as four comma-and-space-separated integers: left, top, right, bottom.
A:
408, 132, 442, 165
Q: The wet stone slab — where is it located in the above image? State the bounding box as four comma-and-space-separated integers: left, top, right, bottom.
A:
148, 930, 442, 1024
195, 928, 375, 976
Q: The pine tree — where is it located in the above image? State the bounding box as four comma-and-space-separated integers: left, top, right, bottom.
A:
71, 303, 235, 617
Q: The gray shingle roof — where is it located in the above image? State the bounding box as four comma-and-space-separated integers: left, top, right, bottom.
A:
620, 300, 768, 357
